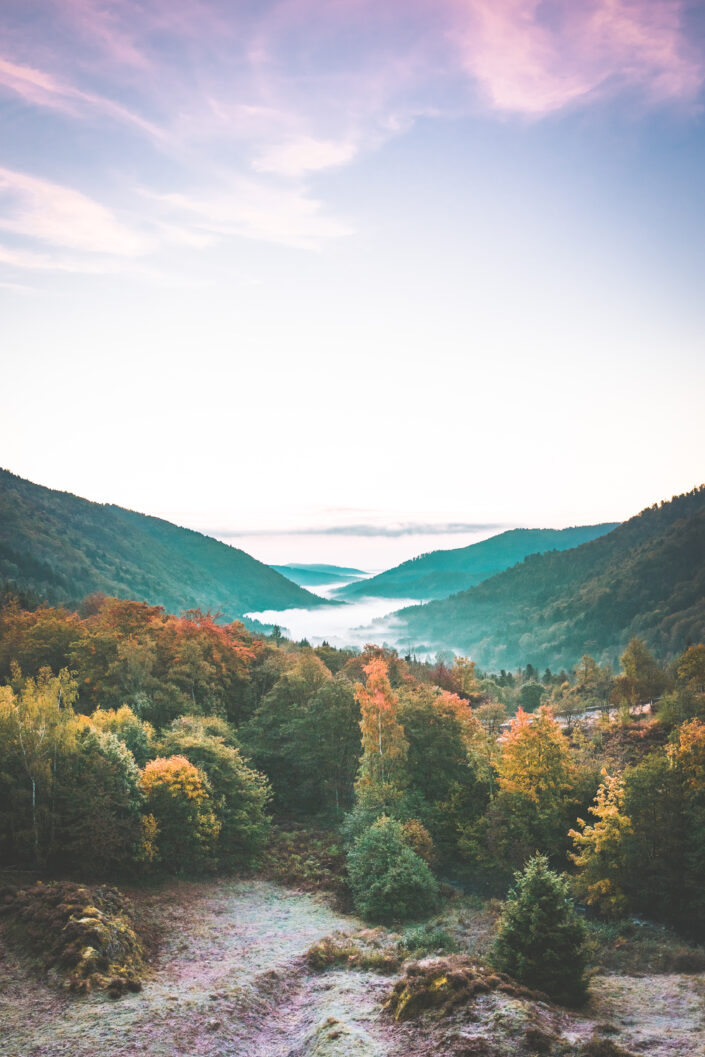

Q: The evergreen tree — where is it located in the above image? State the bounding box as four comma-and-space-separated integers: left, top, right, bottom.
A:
347, 815, 438, 923
493, 853, 587, 1005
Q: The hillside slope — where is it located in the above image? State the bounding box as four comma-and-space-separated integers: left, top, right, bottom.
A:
335, 524, 618, 601
392, 487, 705, 670
272, 563, 366, 587
0, 469, 329, 617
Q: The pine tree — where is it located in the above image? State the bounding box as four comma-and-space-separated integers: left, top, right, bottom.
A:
493, 853, 587, 1005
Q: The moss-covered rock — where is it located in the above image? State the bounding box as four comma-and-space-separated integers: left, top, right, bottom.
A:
0, 881, 144, 996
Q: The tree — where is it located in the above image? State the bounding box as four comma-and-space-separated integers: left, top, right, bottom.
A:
677, 644, 705, 693
612, 638, 666, 712
347, 816, 438, 923
354, 658, 408, 812
468, 706, 578, 872
0, 668, 77, 865
139, 755, 220, 872
90, 705, 154, 766
492, 854, 587, 1005
160, 718, 270, 869
519, 682, 545, 713
54, 726, 144, 874
569, 771, 632, 916
497, 706, 574, 803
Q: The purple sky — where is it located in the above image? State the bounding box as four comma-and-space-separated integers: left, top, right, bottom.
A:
1, 1, 704, 568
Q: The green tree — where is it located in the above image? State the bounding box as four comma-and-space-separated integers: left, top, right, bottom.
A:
54, 726, 144, 874
0, 668, 77, 865
493, 854, 587, 1005
347, 816, 438, 923
160, 717, 270, 869
612, 638, 666, 712
90, 704, 154, 766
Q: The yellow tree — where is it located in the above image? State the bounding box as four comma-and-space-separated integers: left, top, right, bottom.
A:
0, 667, 78, 864
498, 706, 574, 803
569, 771, 632, 916
354, 658, 408, 810
452, 656, 485, 704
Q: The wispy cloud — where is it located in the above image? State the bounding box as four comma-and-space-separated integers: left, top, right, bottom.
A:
253, 136, 359, 177
148, 179, 353, 250
216, 522, 505, 539
0, 0, 703, 279
0, 57, 164, 138
0, 167, 149, 256
449, 0, 704, 115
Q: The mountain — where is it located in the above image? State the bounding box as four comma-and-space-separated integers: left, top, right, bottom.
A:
333, 525, 618, 602
0, 469, 330, 618
271, 563, 367, 587
391, 486, 705, 671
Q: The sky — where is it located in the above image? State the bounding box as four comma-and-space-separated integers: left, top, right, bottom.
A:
1, 0, 704, 570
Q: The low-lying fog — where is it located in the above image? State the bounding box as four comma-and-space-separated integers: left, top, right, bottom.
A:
246, 581, 426, 652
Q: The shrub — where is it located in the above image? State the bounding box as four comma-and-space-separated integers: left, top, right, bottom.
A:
492, 853, 587, 1005
399, 922, 458, 957
347, 816, 439, 923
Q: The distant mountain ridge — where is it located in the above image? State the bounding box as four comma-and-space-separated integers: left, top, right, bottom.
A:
392, 486, 705, 670
0, 469, 329, 618
272, 563, 366, 587
334, 524, 619, 601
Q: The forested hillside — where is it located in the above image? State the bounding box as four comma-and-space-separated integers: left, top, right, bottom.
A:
272, 563, 366, 587
0, 469, 329, 617
334, 525, 618, 601
394, 486, 705, 669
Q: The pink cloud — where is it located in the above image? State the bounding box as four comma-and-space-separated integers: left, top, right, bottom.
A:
448, 0, 704, 114
0, 168, 149, 256
0, 57, 165, 139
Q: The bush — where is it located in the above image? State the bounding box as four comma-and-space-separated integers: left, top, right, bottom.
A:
347, 816, 439, 923
492, 853, 587, 1005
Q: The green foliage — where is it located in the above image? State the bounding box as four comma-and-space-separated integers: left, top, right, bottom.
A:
397, 486, 705, 670
0, 467, 329, 618
160, 716, 270, 869
54, 726, 144, 875
347, 816, 439, 923
492, 854, 587, 1005
334, 525, 617, 603
89, 705, 154, 766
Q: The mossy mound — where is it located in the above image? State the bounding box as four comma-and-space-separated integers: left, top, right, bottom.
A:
307, 929, 401, 974
0, 881, 144, 997
385, 956, 548, 1021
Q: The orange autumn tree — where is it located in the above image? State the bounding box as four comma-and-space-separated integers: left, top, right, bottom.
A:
354, 658, 408, 813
